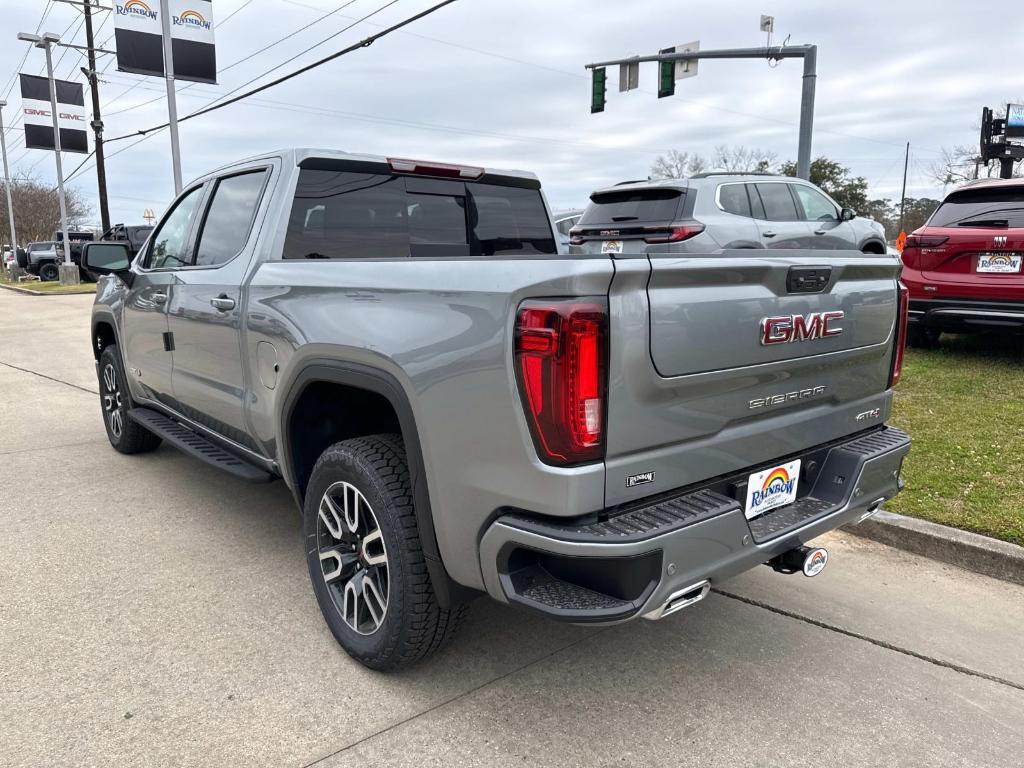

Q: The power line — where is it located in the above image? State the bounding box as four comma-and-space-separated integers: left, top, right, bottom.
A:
107, 0, 458, 143
184, 0, 402, 118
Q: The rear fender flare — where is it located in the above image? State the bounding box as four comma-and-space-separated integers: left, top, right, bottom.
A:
276, 357, 470, 608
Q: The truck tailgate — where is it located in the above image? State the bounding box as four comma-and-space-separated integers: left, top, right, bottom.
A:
604, 250, 902, 507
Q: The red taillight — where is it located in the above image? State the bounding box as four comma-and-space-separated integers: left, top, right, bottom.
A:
904, 234, 948, 249
643, 222, 705, 244
889, 281, 910, 388
386, 157, 484, 179
901, 234, 948, 270
515, 300, 607, 465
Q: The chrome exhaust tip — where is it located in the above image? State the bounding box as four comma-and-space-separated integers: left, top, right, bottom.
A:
643, 580, 710, 621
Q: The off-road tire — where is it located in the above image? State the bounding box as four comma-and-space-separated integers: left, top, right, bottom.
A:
304, 434, 467, 670
97, 344, 162, 454
38, 262, 59, 282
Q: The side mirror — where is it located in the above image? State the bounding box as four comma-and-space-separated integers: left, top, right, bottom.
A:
840, 208, 857, 222
82, 242, 133, 283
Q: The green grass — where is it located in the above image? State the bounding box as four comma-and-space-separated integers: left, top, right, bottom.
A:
887, 334, 1024, 546
0, 275, 97, 295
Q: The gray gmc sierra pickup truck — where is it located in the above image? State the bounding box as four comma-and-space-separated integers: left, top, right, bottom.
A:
84, 149, 911, 670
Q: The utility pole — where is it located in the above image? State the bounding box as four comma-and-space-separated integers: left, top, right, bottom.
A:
0, 101, 19, 263
159, 0, 183, 194
81, 0, 110, 233
586, 44, 819, 180
898, 142, 909, 235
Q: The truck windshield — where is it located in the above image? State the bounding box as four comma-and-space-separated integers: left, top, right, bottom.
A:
929, 188, 1024, 227
283, 170, 556, 259
578, 189, 685, 226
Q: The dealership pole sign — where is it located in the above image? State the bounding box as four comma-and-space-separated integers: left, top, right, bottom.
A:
113, 0, 217, 84
18, 74, 88, 153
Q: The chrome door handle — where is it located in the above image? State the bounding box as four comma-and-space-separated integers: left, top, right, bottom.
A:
814, 229, 827, 235
152, 292, 167, 304
762, 231, 777, 238
210, 295, 236, 312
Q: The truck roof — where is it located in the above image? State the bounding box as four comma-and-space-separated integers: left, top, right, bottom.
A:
201, 148, 540, 185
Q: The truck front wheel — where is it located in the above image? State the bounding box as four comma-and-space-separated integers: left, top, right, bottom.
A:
303, 434, 466, 670
97, 345, 162, 454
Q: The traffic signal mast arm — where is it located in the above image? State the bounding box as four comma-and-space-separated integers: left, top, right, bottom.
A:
585, 45, 818, 180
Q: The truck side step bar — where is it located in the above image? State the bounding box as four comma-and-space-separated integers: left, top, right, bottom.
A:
128, 408, 274, 483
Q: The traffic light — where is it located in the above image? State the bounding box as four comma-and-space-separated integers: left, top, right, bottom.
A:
658, 59, 675, 99
591, 67, 606, 114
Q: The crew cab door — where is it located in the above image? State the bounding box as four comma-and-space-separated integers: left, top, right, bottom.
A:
122, 183, 205, 409
165, 165, 272, 450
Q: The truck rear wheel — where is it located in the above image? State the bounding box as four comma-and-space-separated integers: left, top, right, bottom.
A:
303, 434, 466, 670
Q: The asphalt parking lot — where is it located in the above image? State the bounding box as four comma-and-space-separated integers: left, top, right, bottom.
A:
2, 290, 1023, 767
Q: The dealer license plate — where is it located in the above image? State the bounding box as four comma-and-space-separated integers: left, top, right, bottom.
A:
977, 253, 1023, 273
744, 460, 801, 520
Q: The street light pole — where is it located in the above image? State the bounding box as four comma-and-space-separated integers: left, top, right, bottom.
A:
17, 31, 77, 285
159, 0, 183, 194
0, 101, 19, 263
41, 37, 75, 283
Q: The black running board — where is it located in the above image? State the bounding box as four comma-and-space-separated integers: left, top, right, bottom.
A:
128, 408, 274, 483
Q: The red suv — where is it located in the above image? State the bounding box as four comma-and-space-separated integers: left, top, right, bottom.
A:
901, 179, 1024, 347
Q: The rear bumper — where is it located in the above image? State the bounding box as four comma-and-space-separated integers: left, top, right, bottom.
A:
909, 298, 1024, 331
479, 427, 911, 624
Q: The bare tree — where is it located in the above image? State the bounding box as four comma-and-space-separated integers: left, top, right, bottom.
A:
711, 145, 776, 173
652, 145, 776, 179
0, 172, 91, 247
650, 150, 710, 179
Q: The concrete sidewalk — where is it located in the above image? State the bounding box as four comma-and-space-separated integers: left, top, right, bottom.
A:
2, 292, 1022, 767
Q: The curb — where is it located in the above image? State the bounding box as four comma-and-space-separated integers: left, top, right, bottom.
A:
844, 510, 1024, 587
0, 282, 95, 296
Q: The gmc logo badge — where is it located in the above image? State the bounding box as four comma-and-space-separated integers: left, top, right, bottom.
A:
761, 311, 844, 345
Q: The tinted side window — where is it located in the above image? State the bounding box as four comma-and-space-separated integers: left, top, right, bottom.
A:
747, 184, 766, 219
792, 185, 837, 222
754, 183, 799, 221
469, 184, 557, 256
284, 171, 408, 259
719, 184, 751, 217
194, 170, 268, 267
146, 185, 204, 269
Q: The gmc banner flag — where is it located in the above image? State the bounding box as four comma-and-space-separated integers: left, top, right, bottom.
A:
113, 0, 217, 84
19, 74, 88, 154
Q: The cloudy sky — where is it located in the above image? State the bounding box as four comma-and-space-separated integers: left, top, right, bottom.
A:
2, 0, 1024, 227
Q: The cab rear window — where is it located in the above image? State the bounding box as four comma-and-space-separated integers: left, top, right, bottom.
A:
929, 188, 1024, 227
578, 189, 685, 226
283, 170, 556, 259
